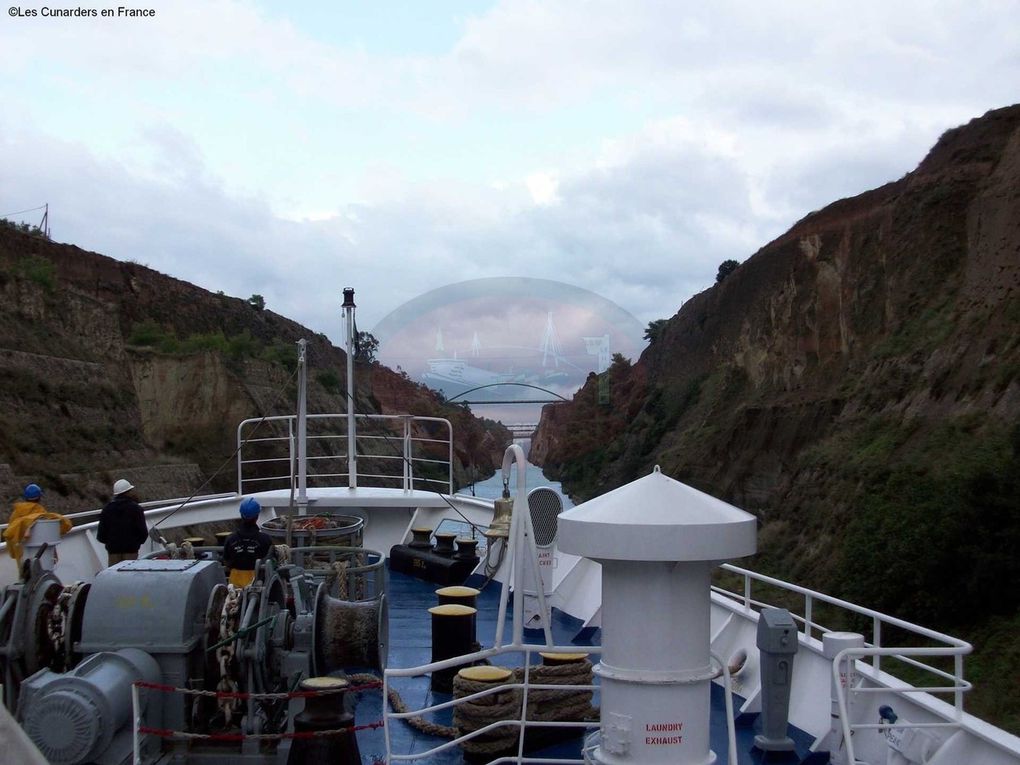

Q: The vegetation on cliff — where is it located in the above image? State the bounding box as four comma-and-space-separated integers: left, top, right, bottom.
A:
532, 105, 1020, 731
0, 227, 509, 517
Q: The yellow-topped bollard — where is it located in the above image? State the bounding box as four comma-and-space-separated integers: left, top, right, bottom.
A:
453, 665, 519, 762
457, 665, 513, 683
539, 651, 590, 666
436, 585, 480, 608
429, 604, 478, 693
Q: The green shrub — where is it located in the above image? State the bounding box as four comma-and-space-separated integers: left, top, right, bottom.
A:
127, 321, 304, 372
317, 369, 342, 394
226, 330, 258, 359
1, 218, 48, 239
261, 342, 298, 371
180, 331, 229, 354
15, 255, 56, 291
837, 424, 1020, 626
127, 320, 169, 347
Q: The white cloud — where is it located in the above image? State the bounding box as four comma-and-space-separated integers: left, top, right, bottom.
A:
525, 172, 560, 205
1, 0, 1017, 349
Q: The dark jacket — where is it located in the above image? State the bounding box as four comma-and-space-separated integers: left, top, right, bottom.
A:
223, 523, 273, 571
97, 496, 148, 553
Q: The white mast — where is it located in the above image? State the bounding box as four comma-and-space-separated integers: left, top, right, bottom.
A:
343, 288, 357, 489
296, 338, 308, 511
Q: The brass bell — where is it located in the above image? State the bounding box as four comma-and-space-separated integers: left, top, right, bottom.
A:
488, 483, 513, 538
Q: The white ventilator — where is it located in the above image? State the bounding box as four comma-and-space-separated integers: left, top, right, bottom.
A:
559, 466, 756, 765
521, 487, 562, 630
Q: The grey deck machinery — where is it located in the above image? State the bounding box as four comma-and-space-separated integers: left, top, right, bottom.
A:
0, 549, 387, 765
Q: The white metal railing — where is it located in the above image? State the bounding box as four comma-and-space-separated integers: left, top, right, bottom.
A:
236, 414, 453, 495
383, 643, 601, 764
0, 493, 236, 535
832, 645, 972, 765
713, 563, 972, 760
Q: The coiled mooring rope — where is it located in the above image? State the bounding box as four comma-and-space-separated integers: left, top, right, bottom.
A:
384, 660, 597, 757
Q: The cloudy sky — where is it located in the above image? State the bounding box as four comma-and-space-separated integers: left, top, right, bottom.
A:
1, 0, 1017, 345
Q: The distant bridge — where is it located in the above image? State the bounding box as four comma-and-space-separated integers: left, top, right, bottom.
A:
446, 383, 569, 406
505, 422, 538, 439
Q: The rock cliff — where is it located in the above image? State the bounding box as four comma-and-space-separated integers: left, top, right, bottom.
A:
0, 228, 509, 517
532, 105, 1020, 729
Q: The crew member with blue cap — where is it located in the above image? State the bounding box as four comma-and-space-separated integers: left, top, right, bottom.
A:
4, 484, 71, 577
222, 497, 273, 587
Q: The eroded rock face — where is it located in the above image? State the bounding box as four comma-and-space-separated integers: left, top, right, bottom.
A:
0, 228, 508, 517
533, 104, 1020, 583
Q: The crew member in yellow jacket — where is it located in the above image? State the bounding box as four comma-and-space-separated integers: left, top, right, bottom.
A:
4, 484, 72, 577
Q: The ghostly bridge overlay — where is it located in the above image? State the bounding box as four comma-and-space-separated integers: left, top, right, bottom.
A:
372, 277, 645, 420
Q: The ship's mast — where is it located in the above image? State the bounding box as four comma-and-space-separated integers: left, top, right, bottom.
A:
343, 288, 357, 489
296, 338, 308, 511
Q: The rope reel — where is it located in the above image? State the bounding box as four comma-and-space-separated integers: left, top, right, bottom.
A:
313, 584, 388, 674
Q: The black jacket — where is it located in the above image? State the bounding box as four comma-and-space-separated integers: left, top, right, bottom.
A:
223, 524, 273, 571
97, 496, 148, 553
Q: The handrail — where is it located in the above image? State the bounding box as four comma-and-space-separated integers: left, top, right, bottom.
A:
713, 563, 974, 764
0, 492, 237, 534
236, 413, 453, 495
713, 563, 970, 683
833, 645, 972, 765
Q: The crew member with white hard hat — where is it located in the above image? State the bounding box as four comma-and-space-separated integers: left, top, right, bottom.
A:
97, 479, 148, 565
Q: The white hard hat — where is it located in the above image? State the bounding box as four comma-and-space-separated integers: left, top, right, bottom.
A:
113, 479, 135, 496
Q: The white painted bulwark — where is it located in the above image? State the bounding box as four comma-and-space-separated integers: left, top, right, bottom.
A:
560, 467, 756, 765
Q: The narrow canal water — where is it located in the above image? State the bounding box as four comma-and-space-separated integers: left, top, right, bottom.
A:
466, 452, 576, 510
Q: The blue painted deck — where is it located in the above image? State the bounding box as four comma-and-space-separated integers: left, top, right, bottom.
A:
349, 567, 824, 764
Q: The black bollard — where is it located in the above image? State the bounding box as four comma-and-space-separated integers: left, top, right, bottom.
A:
429, 604, 477, 693
287, 677, 361, 765
454, 537, 479, 561
433, 532, 457, 556
436, 586, 480, 650
409, 527, 433, 549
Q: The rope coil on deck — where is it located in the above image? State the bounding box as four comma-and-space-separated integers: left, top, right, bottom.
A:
387, 659, 597, 757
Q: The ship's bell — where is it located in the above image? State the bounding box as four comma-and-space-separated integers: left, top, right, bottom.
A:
488, 485, 513, 537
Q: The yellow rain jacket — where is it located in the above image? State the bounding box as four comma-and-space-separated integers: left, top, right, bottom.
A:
228, 569, 257, 588
4, 501, 72, 565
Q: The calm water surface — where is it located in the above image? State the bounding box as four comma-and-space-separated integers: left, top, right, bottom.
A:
466, 455, 575, 510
